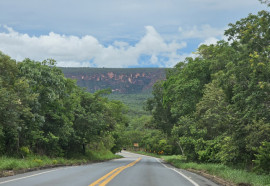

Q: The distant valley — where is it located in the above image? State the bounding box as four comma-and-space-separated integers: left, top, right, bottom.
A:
60, 67, 167, 117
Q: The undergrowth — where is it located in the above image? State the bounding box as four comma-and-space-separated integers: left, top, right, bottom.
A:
0, 150, 121, 171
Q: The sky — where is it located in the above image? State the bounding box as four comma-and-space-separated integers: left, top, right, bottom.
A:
0, 0, 266, 68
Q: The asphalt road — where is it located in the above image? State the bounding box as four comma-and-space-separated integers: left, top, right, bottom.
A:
0, 151, 219, 186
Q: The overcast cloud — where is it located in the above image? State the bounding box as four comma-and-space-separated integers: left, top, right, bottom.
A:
0, 0, 266, 67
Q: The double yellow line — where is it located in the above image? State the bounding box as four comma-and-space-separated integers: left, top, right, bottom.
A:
89, 158, 141, 186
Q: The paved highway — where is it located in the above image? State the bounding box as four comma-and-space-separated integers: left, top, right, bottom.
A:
0, 151, 219, 186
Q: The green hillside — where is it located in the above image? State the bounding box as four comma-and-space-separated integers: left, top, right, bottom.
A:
60, 67, 167, 118
106, 93, 153, 117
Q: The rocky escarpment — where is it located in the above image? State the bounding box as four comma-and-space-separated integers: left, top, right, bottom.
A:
60, 68, 167, 93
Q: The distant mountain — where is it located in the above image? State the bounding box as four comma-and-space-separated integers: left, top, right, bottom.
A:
60, 68, 167, 94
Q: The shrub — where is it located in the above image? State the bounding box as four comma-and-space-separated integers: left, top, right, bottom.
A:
20, 146, 30, 158
253, 141, 270, 174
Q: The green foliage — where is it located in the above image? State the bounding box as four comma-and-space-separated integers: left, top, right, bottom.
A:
20, 146, 30, 158
17, 58, 76, 156
0, 52, 128, 159
0, 52, 37, 155
107, 93, 152, 118
140, 130, 172, 155
0, 150, 120, 171
146, 8, 270, 174
146, 81, 175, 134
253, 141, 270, 174
163, 57, 211, 119
127, 115, 152, 131
215, 136, 239, 164
131, 151, 270, 185
195, 81, 234, 138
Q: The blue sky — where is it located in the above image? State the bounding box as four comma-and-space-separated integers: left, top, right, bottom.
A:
0, 0, 266, 68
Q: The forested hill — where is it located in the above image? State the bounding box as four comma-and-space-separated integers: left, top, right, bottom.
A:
60, 68, 167, 94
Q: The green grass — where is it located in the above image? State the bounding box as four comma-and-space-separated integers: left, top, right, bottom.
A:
163, 156, 270, 186
129, 150, 162, 158
0, 150, 121, 172
132, 151, 270, 186
0, 156, 80, 171
86, 150, 122, 161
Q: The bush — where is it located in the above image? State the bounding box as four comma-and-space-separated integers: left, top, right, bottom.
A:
20, 146, 30, 158
253, 141, 270, 174
158, 139, 172, 155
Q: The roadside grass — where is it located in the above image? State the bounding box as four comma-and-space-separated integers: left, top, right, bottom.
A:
86, 150, 122, 161
129, 150, 161, 158
132, 151, 270, 186
0, 150, 121, 172
163, 156, 270, 186
0, 156, 83, 171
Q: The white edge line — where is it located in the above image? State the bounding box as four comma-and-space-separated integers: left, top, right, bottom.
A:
0, 167, 68, 185
155, 158, 199, 186
0, 161, 108, 185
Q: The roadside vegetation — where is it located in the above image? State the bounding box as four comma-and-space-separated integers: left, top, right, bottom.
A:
164, 156, 270, 186
0, 150, 120, 172
132, 151, 270, 186
0, 52, 126, 172
119, 2, 270, 185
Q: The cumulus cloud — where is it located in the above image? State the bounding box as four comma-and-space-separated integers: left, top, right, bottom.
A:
0, 25, 186, 67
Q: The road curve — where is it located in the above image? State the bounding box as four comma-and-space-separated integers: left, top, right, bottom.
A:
0, 151, 219, 186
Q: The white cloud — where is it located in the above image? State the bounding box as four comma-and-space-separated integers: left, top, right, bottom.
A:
198, 34, 230, 47
199, 37, 220, 46
0, 25, 187, 67
178, 24, 229, 50
178, 24, 225, 40
113, 41, 129, 49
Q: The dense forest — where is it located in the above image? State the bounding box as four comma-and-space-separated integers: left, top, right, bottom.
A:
135, 8, 270, 174
0, 55, 128, 158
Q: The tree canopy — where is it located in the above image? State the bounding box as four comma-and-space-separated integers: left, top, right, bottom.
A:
0, 54, 127, 157
146, 8, 270, 174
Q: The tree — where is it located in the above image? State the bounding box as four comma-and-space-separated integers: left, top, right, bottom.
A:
163, 57, 211, 120
146, 8, 270, 172
195, 81, 233, 139
145, 81, 174, 134
17, 59, 76, 156
0, 52, 36, 155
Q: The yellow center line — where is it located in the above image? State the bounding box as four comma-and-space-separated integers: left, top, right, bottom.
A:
88, 166, 124, 186
89, 158, 141, 186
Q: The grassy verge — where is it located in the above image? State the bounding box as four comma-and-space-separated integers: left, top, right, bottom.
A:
0, 150, 121, 172
129, 150, 162, 158
132, 151, 270, 186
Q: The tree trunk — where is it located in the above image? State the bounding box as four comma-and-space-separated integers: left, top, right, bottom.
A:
176, 141, 185, 156
82, 143, 86, 154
